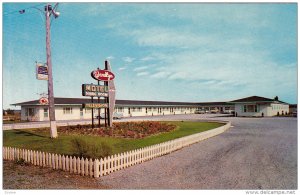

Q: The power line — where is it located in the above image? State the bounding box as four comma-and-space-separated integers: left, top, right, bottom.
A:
3, 3, 45, 16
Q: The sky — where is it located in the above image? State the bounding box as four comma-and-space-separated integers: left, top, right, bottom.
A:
2, 3, 298, 109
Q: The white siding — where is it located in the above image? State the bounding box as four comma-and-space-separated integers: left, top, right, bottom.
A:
234, 103, 289, 117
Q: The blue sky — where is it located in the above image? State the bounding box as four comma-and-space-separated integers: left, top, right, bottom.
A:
3, 3, 297, 109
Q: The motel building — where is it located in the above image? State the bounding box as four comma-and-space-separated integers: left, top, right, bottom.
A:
13, 98, 234, 122
12, 96, 289, 122
230, 96, 290, 117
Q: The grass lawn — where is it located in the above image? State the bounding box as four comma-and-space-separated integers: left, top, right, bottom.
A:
3, 121, 223, 159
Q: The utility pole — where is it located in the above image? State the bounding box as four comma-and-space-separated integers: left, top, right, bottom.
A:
45, 4, 59, 138
20, 3, 60, 138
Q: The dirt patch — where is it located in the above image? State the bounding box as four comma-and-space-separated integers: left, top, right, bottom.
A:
3, 160, 109, 189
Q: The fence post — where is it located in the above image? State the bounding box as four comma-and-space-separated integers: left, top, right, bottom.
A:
55, 154, 59, 170
30, 150, 34, 164
108, 156, 111, 174
33, 151, 37, 165
73, 157, 77, 174
62, 155, 65, 170
80, 157, 85, 176
2, 147, 5, 160
112, 154, 117, 172
42, 152, 45, 167
103, 157, 107, 175
39, 151, 43, 166
58, 154, 62, 169
89, 158, 93, 177
77, 157, 81, 174
36, 151, 40, 166
45, 153, 49, 167
85, 158, 89, 176
94, 159, 100, 178
5, 147, 8, 160
66, 156, 69, 172
51, 153, 55, 169
69, 156, 73, 173
16, 148, 19, 160
99, 158, 103, 177
6, 147, 9, 160
12, 148, 15, 161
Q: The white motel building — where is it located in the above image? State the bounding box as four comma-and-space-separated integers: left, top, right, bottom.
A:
12, 96, 290, 122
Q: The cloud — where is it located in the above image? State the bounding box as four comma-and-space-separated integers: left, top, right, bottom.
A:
122, 57, 135, 63
150, 71, 172, 79
137, 71, 149, 77
140, 56, 155, 61
106, 56, 114, 60
118, 67, 126, 71
133, 66, 149, 72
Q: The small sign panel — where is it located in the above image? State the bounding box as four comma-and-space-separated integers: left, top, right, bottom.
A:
39, 97, 49, 105
82, 84, 108, 97
83, 103, 108, 108
36, 64, 48, 80
91, 69, 115, 81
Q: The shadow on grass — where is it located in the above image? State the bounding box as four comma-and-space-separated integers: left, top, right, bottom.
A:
14, 130, 48, 138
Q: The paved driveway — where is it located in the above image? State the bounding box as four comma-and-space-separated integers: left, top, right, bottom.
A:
97, 116, 297, 189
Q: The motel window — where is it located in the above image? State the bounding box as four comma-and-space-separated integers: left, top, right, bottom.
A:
117, 107, 124, 112
131, 107, 136, 112
153, 107, 157, 111
26, 108, 35, 117
243, 105, 258, 113
44, 108, 48, 118
63, 107, 73, 114
148, 107, 152, 112
137, 107, 142, 112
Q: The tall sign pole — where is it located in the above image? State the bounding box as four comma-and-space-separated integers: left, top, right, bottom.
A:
82, 61, 115, 128
45, 4, 57, 138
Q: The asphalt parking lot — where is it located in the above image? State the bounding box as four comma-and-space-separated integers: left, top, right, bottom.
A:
97, 115, 297, 189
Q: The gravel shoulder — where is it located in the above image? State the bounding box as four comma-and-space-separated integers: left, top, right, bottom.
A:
3, 160, 109, 189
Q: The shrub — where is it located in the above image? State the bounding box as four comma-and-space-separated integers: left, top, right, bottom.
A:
71, 138, 89, 158
71, 137, 112, 159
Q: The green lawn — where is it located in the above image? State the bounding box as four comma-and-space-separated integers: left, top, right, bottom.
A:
3, 121, 223, 159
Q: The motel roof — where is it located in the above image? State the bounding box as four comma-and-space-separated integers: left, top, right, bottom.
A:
230, 96, 288, 104
12, 97, 233, 107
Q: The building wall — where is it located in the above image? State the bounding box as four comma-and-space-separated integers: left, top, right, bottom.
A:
269, 103, 289, 116
234, 103, 289, 117
234, 103, 269, 117
20, 104, 234, 121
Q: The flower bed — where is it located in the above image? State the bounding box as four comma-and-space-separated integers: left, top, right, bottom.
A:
58, 121, 177, 138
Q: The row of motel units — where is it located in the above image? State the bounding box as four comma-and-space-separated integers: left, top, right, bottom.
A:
12, 96, 290, 122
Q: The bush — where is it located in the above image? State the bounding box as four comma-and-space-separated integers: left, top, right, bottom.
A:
71, 137, 112, 159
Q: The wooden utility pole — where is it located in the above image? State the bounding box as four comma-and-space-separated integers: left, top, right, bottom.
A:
45, 4, 57, 138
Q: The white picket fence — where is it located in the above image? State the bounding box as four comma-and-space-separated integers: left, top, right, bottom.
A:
3, 121, 231, 178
